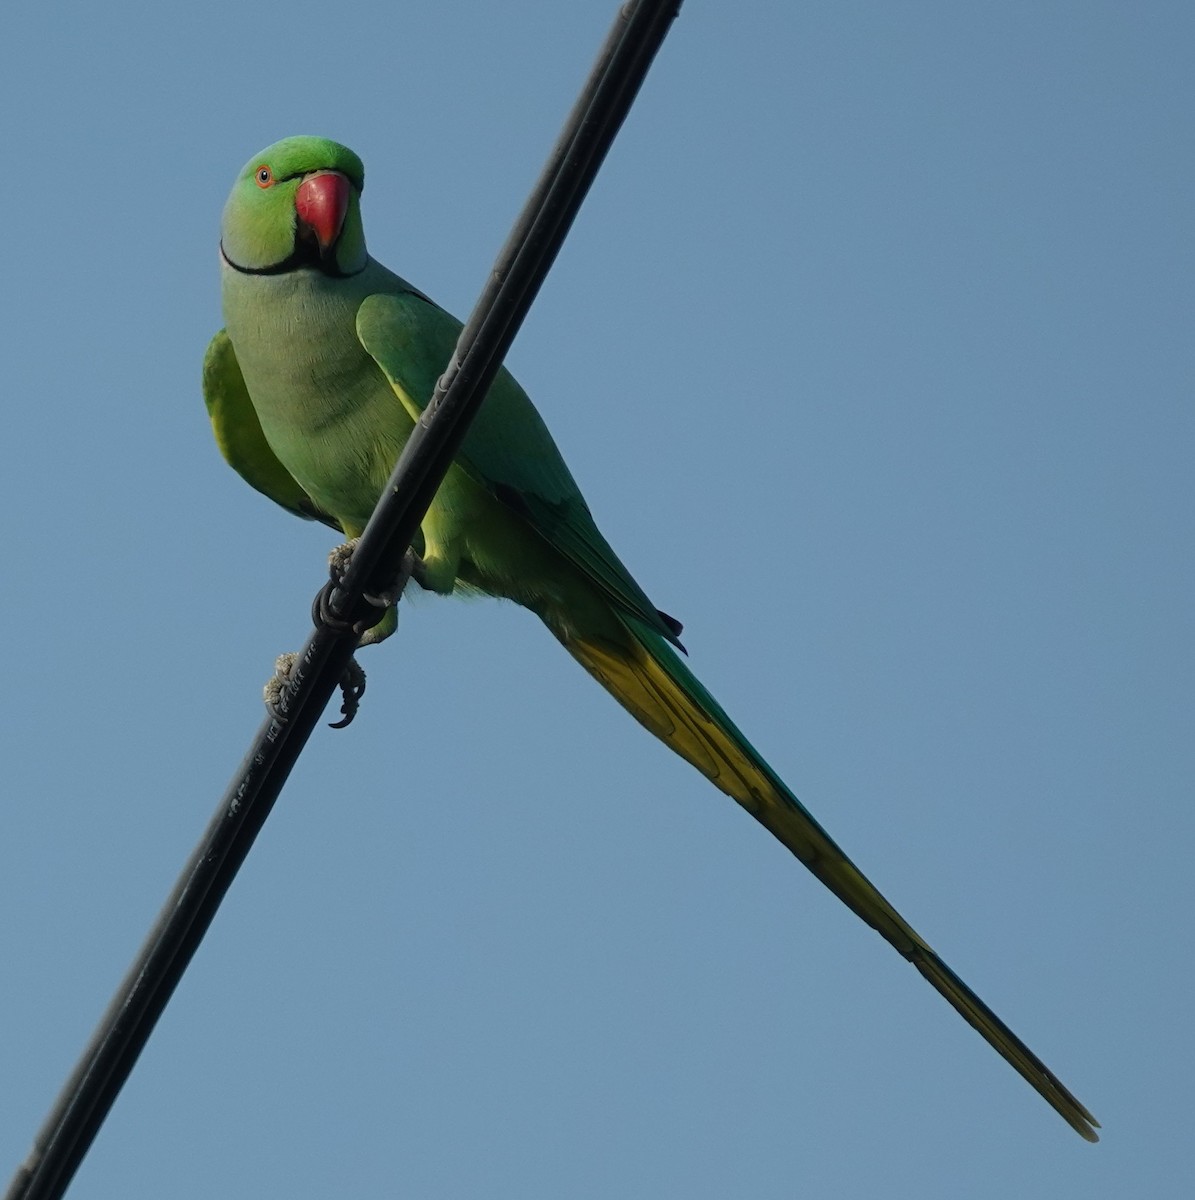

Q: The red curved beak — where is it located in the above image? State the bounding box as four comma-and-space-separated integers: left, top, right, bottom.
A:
295, 171, 350, 252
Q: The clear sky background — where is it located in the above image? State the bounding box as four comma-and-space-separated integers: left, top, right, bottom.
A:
2, 2, 1191, 1196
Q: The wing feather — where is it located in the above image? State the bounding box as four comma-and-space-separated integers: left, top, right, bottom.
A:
356, 291, 681, 646
203, 330, 340, 530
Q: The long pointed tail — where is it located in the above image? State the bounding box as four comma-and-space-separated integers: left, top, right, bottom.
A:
560, 617, 1098, 1142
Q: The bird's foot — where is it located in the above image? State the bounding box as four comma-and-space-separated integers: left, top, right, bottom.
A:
328, 538, 416, 607
263, 650, 368, 729
263, 652, 299, 716
327, 538, 417, 646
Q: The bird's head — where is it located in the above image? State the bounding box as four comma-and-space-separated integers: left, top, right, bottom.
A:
220, 136, 367, 277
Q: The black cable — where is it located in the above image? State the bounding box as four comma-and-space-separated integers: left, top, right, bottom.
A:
3, 3, 683, 1197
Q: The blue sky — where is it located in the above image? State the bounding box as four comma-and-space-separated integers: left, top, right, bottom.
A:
1, 2, 1191, 1196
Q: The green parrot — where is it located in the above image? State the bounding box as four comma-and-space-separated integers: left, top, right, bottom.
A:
204, 136, 1097, 1142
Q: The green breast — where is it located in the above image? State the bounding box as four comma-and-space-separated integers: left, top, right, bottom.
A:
221, 259, 412, 532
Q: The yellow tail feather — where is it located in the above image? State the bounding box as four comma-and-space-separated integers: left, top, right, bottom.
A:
562, 625, 1099, 1142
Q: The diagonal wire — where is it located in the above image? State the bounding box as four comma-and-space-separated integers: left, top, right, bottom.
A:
4, 3, 683, 1198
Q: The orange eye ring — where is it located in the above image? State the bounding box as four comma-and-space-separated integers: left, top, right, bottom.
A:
255, 165, 274, 188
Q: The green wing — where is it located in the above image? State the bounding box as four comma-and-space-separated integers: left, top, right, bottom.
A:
203, 330, 340, 530
356, 291, 683, 646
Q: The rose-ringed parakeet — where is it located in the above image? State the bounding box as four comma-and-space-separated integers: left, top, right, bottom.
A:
203, 136, 1097, 1141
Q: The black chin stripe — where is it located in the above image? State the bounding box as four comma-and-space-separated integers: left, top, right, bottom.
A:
220, 242, 302, 275
219, 241, 364, 279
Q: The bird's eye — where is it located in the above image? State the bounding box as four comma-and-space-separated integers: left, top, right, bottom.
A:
255, 165, 274, 188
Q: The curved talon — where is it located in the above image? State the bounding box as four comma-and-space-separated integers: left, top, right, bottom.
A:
320, 539, 415, 638
363, 548, 415, 608
309, 577, 387, 639
329, 657, 367, 729
313, 578, 354, 632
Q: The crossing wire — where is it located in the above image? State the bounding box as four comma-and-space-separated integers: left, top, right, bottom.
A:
3, 3, 684, 1197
